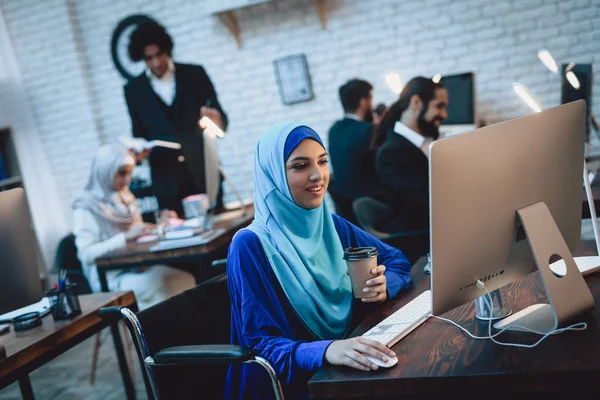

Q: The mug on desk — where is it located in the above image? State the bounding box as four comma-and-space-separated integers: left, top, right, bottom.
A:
182, 194, 209, 219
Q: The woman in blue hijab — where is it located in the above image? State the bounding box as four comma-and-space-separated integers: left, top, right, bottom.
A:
226, 123, 412, 399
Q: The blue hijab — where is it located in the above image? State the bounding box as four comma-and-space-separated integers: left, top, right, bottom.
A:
246, 122, 352, 340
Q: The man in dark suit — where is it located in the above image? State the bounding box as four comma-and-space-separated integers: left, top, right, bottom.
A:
123, 21, 228, 217
328, 79, 381, 224
375, 77, 448, 234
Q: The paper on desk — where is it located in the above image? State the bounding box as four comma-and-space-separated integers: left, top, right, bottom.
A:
0, 297, 51, 322
118, 137, 181, 152
149, 228, 225, 252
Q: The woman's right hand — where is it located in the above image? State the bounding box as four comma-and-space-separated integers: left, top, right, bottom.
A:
124, 224, 148, 241
324, 337, 396, 371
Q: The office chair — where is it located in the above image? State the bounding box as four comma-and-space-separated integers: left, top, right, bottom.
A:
352, 197, 429, 265
55, 234, 92, 295
98, 272, 284, 400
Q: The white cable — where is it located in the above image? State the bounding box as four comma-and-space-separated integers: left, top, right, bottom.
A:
429, 280, 587, 348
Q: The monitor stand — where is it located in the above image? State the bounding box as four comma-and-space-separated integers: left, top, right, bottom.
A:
218, 165, 249, 217
493, 201, 595, 333
203, 166, 249, 232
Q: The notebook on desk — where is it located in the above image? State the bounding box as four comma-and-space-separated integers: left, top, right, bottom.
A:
0, 297, 52, 323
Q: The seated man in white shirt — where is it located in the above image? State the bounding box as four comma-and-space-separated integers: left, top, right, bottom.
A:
374, 76, 448, 234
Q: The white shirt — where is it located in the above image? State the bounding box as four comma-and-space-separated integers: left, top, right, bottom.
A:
393, 121, 433, 156
72, 208, 195, 309
146, 59, 176, 106
72, 208, 130, 292
393, 121, 425, 148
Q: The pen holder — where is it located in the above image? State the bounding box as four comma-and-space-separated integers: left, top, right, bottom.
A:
45, 283, 82, 321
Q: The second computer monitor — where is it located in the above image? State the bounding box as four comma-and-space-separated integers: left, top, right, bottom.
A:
429, 100, 586, 316
203, 128, 221, 209
0, 187, 44, 315
439, 72, 476, 138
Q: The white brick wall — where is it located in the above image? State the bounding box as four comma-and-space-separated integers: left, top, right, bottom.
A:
0, 5, 70, 271
1, 0, 100, 228
1, 0, 599, 226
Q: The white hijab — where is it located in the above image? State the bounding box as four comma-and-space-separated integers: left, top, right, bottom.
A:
73, 144, 139, 232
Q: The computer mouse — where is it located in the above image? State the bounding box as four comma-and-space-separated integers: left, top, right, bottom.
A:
366, 355, 398, 368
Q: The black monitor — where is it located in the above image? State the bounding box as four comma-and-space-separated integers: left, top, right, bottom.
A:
439, 72, 475, 126
561, 63, 592, 143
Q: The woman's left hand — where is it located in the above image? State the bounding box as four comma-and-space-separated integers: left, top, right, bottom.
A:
361, 265, 387, 303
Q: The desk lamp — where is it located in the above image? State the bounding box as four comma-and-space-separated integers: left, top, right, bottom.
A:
385, 72, 403, 94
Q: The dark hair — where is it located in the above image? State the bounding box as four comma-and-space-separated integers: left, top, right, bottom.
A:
338, 79, 373, 113
371, 76, 445, 151
128, 21, 173, 62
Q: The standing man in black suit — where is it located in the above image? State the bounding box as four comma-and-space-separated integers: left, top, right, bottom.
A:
374, 76, 448, 234
327, 79, 381, 223
123, 20, 228, 217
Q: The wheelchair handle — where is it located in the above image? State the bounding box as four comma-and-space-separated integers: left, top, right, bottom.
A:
98, 306, 124, 323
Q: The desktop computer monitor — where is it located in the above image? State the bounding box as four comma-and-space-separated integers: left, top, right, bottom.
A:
439, 72, 476, 137
429, 100, 586, 318
0, 188, 44, 315
202, 128, 221, 209
561, 63, 592, 144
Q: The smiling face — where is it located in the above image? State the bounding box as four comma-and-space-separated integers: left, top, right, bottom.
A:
417, 88, 449, 139
285, 139, 330, 210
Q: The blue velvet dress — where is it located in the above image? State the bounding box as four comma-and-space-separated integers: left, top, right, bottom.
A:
225, 215, 412, 400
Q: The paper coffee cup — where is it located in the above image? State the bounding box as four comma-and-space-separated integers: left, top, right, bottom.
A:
343, 247, 379, 298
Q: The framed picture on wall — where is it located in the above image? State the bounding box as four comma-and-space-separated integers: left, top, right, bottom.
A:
273, 54, 314, 105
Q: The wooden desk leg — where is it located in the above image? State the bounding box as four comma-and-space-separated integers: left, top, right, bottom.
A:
110, 322, 136, 400
99, 268, 109, 292
18, 376, 35, 400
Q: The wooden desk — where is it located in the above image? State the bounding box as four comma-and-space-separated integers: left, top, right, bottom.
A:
95, 206, 254, 292
0, 291, 136, 400
309, 243, 600, 399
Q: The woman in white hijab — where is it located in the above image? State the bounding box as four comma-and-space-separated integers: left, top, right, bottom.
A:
72, 143, 195, 310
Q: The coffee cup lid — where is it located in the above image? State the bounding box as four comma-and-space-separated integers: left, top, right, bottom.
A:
343, 247, 378, 260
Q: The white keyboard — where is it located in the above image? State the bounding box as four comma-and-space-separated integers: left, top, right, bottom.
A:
362, 290, 432, 347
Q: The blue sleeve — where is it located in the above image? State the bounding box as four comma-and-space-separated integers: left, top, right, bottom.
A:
227, 230, 333, 384
332, 215, 412, 299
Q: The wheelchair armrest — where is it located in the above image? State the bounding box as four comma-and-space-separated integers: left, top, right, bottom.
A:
98, 306, 125, 323
211, 258, 227, 268
154, 344, 253, 365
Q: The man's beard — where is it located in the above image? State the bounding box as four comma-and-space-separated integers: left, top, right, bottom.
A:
417, 107, 443, 140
